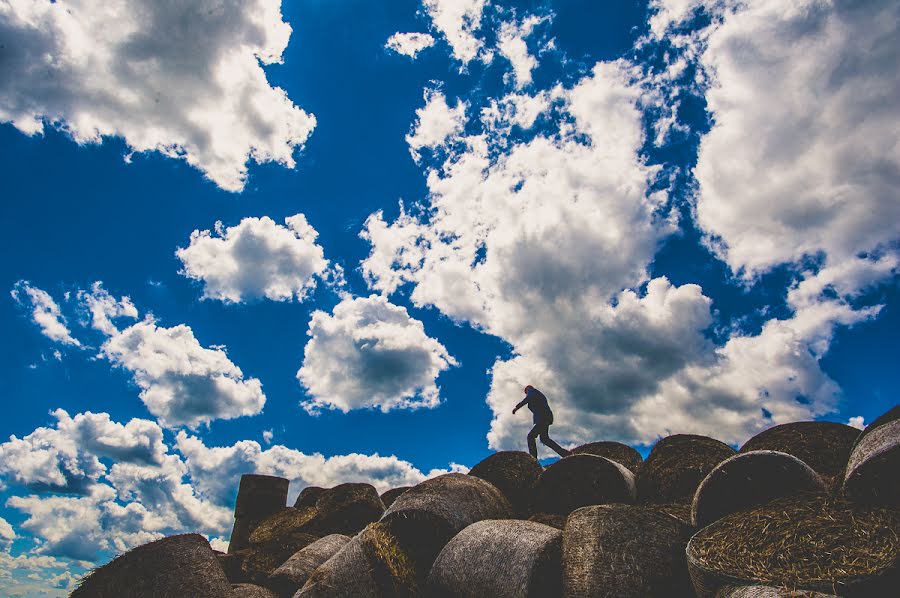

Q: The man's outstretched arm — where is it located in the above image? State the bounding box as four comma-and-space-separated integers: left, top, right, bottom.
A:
512, 397, 529, 414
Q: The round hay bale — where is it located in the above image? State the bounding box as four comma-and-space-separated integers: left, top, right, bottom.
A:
562, 504, 694, 598
264, 534, 350, 598
314, 482, 385, 536
231, 583, 279, 597
427, 519, 562, 598
740, 421, 860, 489
854, 404, 900, 448
843, 418, 900, 507
240, 533, 319, 584
249, 506, 320, 545
468, 451, 543, 517
638, 434, 736, 504
380, 486, 411, 508
71, 533, 232, 598
717, 586, 838, 597
218, 551, 250, 583
296, 522, 418, 598
686, 495, 900, 597
532, 454, 635, 517
528, 512, 566, 530
692, 450, 826, 529
230, 474, 290, 554
294, 486, 327, 509
569, 441, 643, 473
380, 473, 514, 572
643, 502, 693, 526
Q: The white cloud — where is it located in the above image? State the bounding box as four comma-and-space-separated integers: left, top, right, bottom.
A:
77, 282, 139, 336
497, 15, 546, 89
847, 416, 865, 430
11, 282, 80, 347
0, 516, 15, 549
0, 550, 77, 598
423, 0, 488, 64
262, 429, 274, 444
385, 32, 435, 58
176, 214, 329, 304
297, 295, 457, 414
406, 89, 467, 161
0, 0, 316, 191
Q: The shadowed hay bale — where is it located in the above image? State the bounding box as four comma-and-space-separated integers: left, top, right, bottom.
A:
468, 451, 543, 517
240, 533, 319, 584
562, 504, 694, 598
717, 586, 838, 597
569, 441, 643, 473
380, 486, 411, 508
532, 454, 635, 517
264, 534, 349, 598
232, 583, 279, 597
427, 519, 562, 598
843, 418, 900, 507
230, 474, 290, 554
643, 502, 693, 526
740, 422, 860, 489
294, 486, 327, 509
853, 404, 900, 448
314, 482, 385, 535
692, 451, 826, 529
686, 495, 900, 597
219, 551, 251, 583
380, 473, 514, 572
249, 507, 320, 545
638, 434, 736, 504
296, 522, 419, 598
528, 512, 566, 529
71, 533, 232, 598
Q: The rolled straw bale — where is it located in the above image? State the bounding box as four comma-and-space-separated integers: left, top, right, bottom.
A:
637, 434, 735, 504
717, 586, 838, 597
241, 533, 319, 584
314, 482, 385, 535
569, 441, 643, 473
250, 506, 320, 545
853, 404, 900, 448
686, 495, 900, 598
264, 534, 350, 598
380, 486, 410, 508
219, 550, 251, 583
532, 454, 635, 516
528, 512, 566, 530
232, 583, 279, 597
427, 519, 562, 598
71, 533, 232, 598
230, 474, 290, 553
691, 450, 826, 529
468, 451, 543, 517
296, 522, 418, 598
562, 504, 694, 598
843, 417, 900, 507
294, 486, 326, 509
740, 421, 860, 489
380, 473, 513, 572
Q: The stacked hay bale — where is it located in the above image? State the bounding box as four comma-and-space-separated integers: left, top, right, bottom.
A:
231, 583, 279, 597
528, 512, 566, 530
843, 405, 900, 507
427, 519, 562, 598
264, 534, 350, 598
380, 486, 410, 508
229, 475, 290, 554
717, 587, 839, 597
71, 534, 233, 598
313, 482, 385, 535
569, 441, 643, 473
691, 450, 827, 529
739, 421, 860, 490
237, 505, 322, 583
532, 454, 635, 517
562, 504, 694, 598
468, 451, 543, 517
294, 486, 327, 509
686, 495, 900, 597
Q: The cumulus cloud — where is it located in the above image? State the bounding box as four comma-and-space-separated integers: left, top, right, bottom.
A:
406, 89, 467, 161
77, 282, 139, 336
0, 516, 15, 549
176, 214, 329, 303
0, 0, 316, 191
848, 416, 865, 430
11, 282, 80, 347
0, 550, 77, 598
385, 32, 436, 58
297, 295, 457, 414
423, 0, 488, 64
497, 15, 546, 88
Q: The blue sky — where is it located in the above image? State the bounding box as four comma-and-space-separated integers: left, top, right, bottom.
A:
1, 0, 898, 594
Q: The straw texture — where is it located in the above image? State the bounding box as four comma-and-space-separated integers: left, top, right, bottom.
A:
294, 486, 327, 509
231, 583, 279, 597
532, 454, 636, 516
468, 451, 543, 517
240, 533, 320, 584
569, 441, 643, 473
637, 434, 736, 504
717, 586, 839, 597
843, 418, 900, 507
230, 475, 290, 553
314, 482, 385, 536
264, 534, 349, 598
380, 487, 411, 508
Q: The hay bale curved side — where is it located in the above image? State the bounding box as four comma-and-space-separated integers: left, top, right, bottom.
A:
562, 504, 694, 598
219, 551, 251, 583
427, 519, 562, 598
250, 507, 320, 545
230, 474, 290, 553
468, 451, 543, 517
739, 421, 860, 489
71, 534, 232, 598
569, 441, 643, 473
638, 434, 736, 504
231, 583, 279, 597
380, 486, 410, 508
314, 482, 385, 536
691, 450, 826, 529
264, 534, 349, 598
380, 473, 514, 572
296, 523, 418, 598
240, 533, 319, 584
717, 586, 839, 597
532, 454, 635, 517
852, 404, 900, 449
686, 496, 900, 598
843, 418, 900, 507
528, 512, 566, 530
294, 486, 327, 509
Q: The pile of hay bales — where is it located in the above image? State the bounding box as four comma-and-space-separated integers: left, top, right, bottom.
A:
313, 482, 385, 535
380, 486, 410, 508
229, 474, 290, 553
294, 486, 326, 509
240, 532, 320, 584
637, 434, 735, 504
532, 454, 635, 516
569, 441, 643, 473
467, 450, 543, 517
265, 534, 350, 597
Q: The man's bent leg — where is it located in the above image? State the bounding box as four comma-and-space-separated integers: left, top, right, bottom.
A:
527, 425, 541, 459
539, 429, 570, 458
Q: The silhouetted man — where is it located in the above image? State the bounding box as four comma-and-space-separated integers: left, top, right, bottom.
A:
513, 385, 570, 459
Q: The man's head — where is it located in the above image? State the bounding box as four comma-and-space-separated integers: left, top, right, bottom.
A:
524, 385, 533, 394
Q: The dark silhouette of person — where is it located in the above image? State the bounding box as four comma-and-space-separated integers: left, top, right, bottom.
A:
513, 385, 570, 459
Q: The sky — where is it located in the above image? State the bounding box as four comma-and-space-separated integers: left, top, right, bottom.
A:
1, 0, 898, 594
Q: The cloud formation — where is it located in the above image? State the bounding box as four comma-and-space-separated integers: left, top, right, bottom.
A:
177, 214, 329, 303
423, 0, 488, 64
11, 282, 80, 347
385, 32, 436, 58
297, 295, 457, 414
0, 0, 316, 191
497, 15, 546, 88
406, 89, 468, 161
